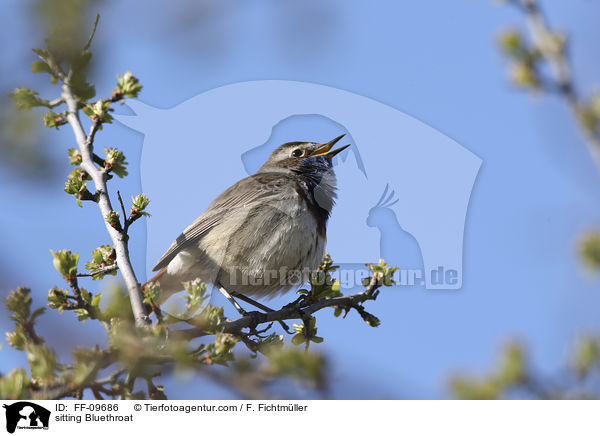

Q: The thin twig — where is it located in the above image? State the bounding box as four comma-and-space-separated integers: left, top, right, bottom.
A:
86, 119, 102, 150
116, 190, 128, 230
512, 0, 600, 171
84, 14, 100, 51
94, 368, 128, 386
48, 97, 64, 108
91, 152, 106, 167
76, 263, 118, 278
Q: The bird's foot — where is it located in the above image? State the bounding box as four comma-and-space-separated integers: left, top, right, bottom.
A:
282, 294, 309, 311
232, 292, 293, 334
244, 310, 265, 331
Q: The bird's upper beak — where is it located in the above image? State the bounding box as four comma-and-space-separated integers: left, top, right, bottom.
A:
309, 134, 351, 158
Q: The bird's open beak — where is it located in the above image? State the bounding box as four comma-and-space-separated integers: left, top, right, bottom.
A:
309, 134, 351, 158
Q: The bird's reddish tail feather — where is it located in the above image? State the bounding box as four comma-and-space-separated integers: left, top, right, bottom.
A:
141, 267, 167, 291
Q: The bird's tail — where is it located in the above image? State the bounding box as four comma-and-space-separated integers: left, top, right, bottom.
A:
141, 267, 183, 305
141, 267, 166, 292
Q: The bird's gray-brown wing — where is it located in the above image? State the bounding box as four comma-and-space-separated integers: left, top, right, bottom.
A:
152, 172, 295, 271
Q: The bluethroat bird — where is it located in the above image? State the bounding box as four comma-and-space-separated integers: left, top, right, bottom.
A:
143, 134, 349, 313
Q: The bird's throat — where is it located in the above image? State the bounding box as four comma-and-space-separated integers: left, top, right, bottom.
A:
293, 173, 337, 237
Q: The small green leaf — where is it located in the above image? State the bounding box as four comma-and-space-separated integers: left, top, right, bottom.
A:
574, 337, 599, 378
201, 305, 225, 332
9, 87, 47, 111
91, 293, 102, 307
74, 308, 89, 322
131, 193, 150, 210
68, 148, 82, 165
358, 309, 381, 327
105, 211, 121, 230
509, 61, 540, 89
85, 245, 116, 280
43, 111, 68, 129
64, 168, 92, 207
0, 368, 31, 400
80, 288, 93, 305
70, 68, 96, 102
50, 249, 79, 279
305, 255, 342, 299
366, 259, 398, 286
143, 282, 160, 305
131, 194, 151, 217
83, 99, 113, 127
291, 334, 305, 346
48, 287, 68, 311
264, 347, 326, 388
6, 287, 33, 321
27, 345, 58, 384
580, 232, 600, 271
497, 342, 525, 385
291, 317, 321, 346
31, 60, 51, 74
115, 70, 142, 99
498, 29, 524, 58
183, 279, 209, 308
6, 331, 27, 350
105, 210, 120, 225
203, 333, 238, 365
104, 148, 128, 177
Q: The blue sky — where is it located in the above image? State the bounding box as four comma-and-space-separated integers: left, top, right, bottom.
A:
1, 0, 600, 399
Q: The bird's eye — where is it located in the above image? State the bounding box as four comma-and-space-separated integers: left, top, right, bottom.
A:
291, 149, 303, 158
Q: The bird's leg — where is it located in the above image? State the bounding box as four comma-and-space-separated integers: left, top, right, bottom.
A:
232, 292, 293, 334
217, 285, 248, 317
217, 285, 265, 333
232, 292, 274, 313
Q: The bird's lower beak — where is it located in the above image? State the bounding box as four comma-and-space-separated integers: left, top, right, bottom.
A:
309, 134, 351, 158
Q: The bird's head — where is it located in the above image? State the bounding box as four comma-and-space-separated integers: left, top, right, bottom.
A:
258, 134, 350, 175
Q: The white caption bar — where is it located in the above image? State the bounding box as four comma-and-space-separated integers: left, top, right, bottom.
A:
1, 400, 597, 435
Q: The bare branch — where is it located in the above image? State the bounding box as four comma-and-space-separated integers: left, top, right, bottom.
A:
48, 97, 64, 108
116, 190, 130, 232
86, 118, 102, 150
61, 82, 149, 328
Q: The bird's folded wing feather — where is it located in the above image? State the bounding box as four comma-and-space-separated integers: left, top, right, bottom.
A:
152, 172, 294, 271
